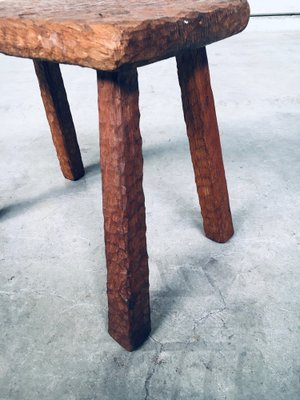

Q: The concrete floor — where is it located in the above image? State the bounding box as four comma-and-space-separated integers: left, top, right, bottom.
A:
1, 16, 300, 400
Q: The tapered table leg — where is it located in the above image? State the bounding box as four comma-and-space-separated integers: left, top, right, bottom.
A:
176, 47, 234, 243
97, 68, 151, 351
34, 61, 84, 181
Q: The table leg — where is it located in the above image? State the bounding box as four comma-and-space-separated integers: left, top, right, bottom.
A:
176, 47, 234, 243
33, 60, 84, 181
97, 67, 151, 351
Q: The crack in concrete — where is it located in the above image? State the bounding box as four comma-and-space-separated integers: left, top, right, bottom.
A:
202, 262, 227, 308
0, 290, 15, 296
0, 288, 88, 305
144, 336, 163, 400
146, 307, 227, 399
197, 307, 226, 325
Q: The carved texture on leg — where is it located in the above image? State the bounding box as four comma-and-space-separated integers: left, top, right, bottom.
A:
34, 60, 84, 180
176, 48, 234, 243
98, 68, 150, 351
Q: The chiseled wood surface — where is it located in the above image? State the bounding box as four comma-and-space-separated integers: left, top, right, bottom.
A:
98, 68, 151, 351
0, 0, 249, 70
33, 60, 84, 180
177, 47, 234, 243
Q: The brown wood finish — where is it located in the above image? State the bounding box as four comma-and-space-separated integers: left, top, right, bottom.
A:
0, 0, 250, 70
0, 0, 251, 351
97, 68, 150, 351
34, 60, 84, 181
176, 47, 234, 243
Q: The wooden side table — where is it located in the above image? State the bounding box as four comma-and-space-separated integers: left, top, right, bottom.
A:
0, 0, 250, 351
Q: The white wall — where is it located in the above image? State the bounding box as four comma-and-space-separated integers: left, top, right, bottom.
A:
249, 0, 299, 14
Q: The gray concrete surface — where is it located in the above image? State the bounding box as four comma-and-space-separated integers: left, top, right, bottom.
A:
1, 16, 300, 400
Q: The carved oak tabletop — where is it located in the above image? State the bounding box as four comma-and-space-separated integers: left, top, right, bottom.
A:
0, 0, 249, 70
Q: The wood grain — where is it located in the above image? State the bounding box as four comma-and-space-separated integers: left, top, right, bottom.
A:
176, 47, 234, 243
97, 67, 150, 351
0, 0, 250, 70
33, 60, 84, 180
